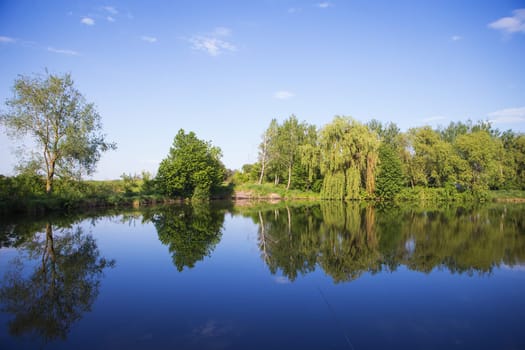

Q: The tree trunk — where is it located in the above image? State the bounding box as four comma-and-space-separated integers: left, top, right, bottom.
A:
258, 158, 265, 184
286, 164, 292, 190
46, 160, 55, 194
259, 137, 267, 184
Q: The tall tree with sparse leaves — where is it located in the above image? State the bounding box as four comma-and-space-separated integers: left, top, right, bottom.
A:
1, 72, 116, 194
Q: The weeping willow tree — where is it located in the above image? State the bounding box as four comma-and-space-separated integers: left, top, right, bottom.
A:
318, 116, 379, 199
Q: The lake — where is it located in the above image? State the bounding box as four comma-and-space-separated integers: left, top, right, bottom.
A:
1, 202, 524, 350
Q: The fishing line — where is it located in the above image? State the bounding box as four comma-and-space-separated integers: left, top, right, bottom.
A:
317, 285, 355, 350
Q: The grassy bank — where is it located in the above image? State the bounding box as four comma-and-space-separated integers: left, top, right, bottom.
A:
488, 190, 525, 203
233, 183, 321, 200
233, 183, 525, 203
2, 175, 525, 216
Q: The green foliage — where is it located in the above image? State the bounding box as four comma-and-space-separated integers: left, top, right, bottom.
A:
345, 167, 361, 199
455, 130, 504, 191
257, 116, 321, 190
376, 144, 404, 199
321, 172, 346, 200
1, 72, 116, 194
407, 127, 465, 187
500, 131, 525, 190
233, 164, 260, 184
319, 116, 379, 198
155, 129, 225, 200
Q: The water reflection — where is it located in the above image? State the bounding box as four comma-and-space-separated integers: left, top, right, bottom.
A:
145, 203, 229, 271
244, 203, 525, 283
0, 221, 114, 344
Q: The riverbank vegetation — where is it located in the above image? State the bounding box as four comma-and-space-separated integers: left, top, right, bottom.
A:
1, 72, 525, 215
233, 115, 525, 202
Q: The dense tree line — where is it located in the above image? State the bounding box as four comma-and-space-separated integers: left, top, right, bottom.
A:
240, 116, 525, 198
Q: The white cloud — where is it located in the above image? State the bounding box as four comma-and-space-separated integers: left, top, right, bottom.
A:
140, 35, 158, 43
274, 90, 295, 100
488, 107, 525, 124
188, 28, 236, 56
190, 37, 236, 56
47, 47, 80, 56
451, 35, 462, 41
288, 7, 301, 14
81, 17, 95, 26
107, 16, 115, 22
0, 36, 16, 43
317, 2, 333, 8
102, 6, 118, 15
489, 8, 525, 34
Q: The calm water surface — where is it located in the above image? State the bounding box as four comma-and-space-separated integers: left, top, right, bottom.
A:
0, 202, 524, 349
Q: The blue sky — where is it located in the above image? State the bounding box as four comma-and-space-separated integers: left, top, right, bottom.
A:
1, 0, 524, 179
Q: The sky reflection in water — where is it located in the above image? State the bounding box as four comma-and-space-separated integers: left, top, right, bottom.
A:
0, 202, 524, 349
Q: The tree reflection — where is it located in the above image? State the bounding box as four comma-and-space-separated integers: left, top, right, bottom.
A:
247, 203, 525, 283
147, 203, 227, 271
0, 222, 114, 343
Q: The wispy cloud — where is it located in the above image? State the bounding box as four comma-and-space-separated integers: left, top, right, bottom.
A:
0, 36, 16, 43
274, 90, 295, 100
488, 107, 525, 124
2, 35, 79, 56
188, 27, 236, 56
102, 6, 118, 15
489, 9, 525, 35
140, 35, 158, 43
451, 35, 462, 41
317, 2, 333, 8
106, 16, 115, 22
288, 7, 301, 14
47, 47, 80, 56
81, 17, 95, 26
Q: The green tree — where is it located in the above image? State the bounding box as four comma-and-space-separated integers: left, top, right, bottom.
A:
156, 129, 225, 200
440, 120, 471, 143
407, 127, 465, 187
299, 124, 321, 191
500, 131, 525, 189
375, 144, 404, 199
367, 120, 402, 149
318, 116, 379, 199
278, 115, 308, 190
1, 72, 116, 194
455, 130, 504, 191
